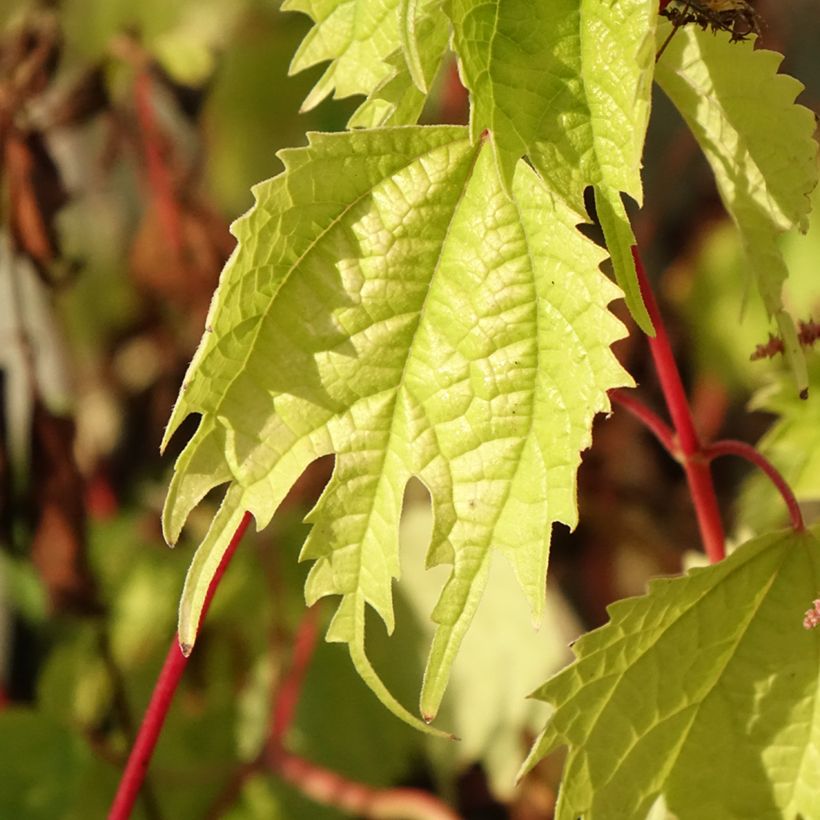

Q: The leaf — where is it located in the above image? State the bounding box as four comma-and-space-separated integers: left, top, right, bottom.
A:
447, 0, 657, 332
399, 0, 428, 93
739, 361, 820, 533
522, 527, 820, 820
283, 0, 403, 112
348, 0, 449, 128
163, 126, 631, 730
398, 493, 579, 797
655, 24, 819, 395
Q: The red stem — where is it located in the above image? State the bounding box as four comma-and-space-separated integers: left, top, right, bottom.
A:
270, 604, 321, 748
264, 603, 458, 819
134, 70, 184, 257
108, 511, 253, 820
633, 248, 726, 563
610, 389, 677, 456
705, 439, 805, 532
272, 750, 460, 820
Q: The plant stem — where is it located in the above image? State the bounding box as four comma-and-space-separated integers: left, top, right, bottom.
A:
271, 750, 461, 820
134, 70, 184, 257
270, 604, 320, 747
108, 511, 252, 820
610, 389, 677, 456
263, 605, 459, 819
632, 248, 726, 563
705, 439, 805, 532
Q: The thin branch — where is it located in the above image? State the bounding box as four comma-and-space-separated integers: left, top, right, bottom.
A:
610, 388, 678, 457
271, 750, 461, 820
633, 248, 726, 563
705, 439, 805, 532
270, 604, 321, 748
96, 625, 164, 820
262, 605, 459, 819
133, 70, 184, 257
108, 511, 253, 820
656, 0, 689, 62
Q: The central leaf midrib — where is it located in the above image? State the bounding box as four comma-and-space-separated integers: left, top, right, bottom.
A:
342, 138, 485, 597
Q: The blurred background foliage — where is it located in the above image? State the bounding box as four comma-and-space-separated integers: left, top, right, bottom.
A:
0, 1, 818, 818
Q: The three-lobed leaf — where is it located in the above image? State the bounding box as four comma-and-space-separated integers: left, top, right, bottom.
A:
162, 125, 631, 729
523, 527, 820, 820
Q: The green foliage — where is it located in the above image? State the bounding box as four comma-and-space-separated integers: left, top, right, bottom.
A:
399, 495, 576, 795
347, 0, 448, 128
656, 23, 819, 393
163, 125, 630, 728
0, 709, 95, 820
284, 0, 405, 111
522, 527, 820, 820
740, 363, 820, 533
448, 0, 656, 331
162, 1, 820, 795
10, 0, 813, 813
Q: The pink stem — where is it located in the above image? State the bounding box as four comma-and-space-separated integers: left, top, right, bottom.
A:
610, 388, 677, 456
265, 605, 458, 819
633, 248, 726, 563
108, 511, 253, 820
705, 439, 805, 532
273, 751, 461, 820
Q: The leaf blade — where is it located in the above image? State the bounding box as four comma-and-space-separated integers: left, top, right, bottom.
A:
448, 0, 656, 328
655, 24, 819, 393
524, 527, 820, 820
165, 126, 631, 729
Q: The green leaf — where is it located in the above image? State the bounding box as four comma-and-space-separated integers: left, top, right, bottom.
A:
399, 493, 577, 796
163, 126, 630, 730
447, 0, 656, 332
399, 0, 429, 93
739, 361, 820, 533
655, 24, 819, 395
283, 0, 403, 111
523, 527, 820, 820
348, 0, 449, 128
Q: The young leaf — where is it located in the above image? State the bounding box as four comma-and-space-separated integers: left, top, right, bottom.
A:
162, 126, 631, 730
523, 527, 820, 820
740, 362, 820, 533
348, 0, 449, 128
283, 0, 403, 111
447, 0, 656, 332
399, 0, 429, 93
655, 24, 819, 394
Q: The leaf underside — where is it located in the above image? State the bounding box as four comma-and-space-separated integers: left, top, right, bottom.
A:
287, 0, 659, 333
448, 0, 657, 333
523, 528, 820, 820
655, 24, 819, 394
162, 126, 631, 728
283, 0, 404, 111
